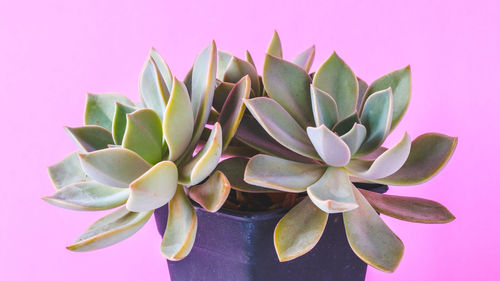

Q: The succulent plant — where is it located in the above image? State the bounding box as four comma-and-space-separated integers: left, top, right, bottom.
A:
45, 31, 457, 274
242, 32, 457, 272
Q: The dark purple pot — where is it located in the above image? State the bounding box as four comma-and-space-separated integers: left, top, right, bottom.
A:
154, 184, 387, 281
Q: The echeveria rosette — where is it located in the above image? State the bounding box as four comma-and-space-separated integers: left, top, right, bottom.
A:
243, 33, 457, 272
44, 42, 230, 260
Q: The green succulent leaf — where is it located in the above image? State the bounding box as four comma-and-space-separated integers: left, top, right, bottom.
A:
179, 123, 222, 186
65, 126, 114, 152
126, 161, 178, 212
212, 81, 235, 112
312, 52, 358, 120
149, 48, 174, 93
48, 152, 88, 189
274, 197, 328, 262
262, 54, 314, 128
347, 133, 411, 179
359, 189, 455, 224
161, 185, 197, 261
122, 109, 163, 165
215, 157, 277, 193
357, 78, 368, 110
292, 45, 315, 73
189, 170, 231, 212
112, 102, 137, 145
245, 50, 256, 69
307, 167, 358, 213
79, 148, 152, 188
373, 133, 457, 186
340, 123, 367, 156
163, 78, 194, 161
218, 76, 251, 150
235, 115, 315, 163
67, 207, 153, 252
223, 56, 260, 96
139, 55, 170, 118
344, 187, 404, 272
43, 181, 129, 211
84, 93, 134, 131
310, 85, 339, 128
306, 125, 351, 167
244, 97, 319, 159
333, 112, 360, 136
357, 88, 393, 155
245, 154, 326, 192
267, 30, 283, 58
183, 67, 193, 95
363, 66, 411, 131
216, 50, 233, 80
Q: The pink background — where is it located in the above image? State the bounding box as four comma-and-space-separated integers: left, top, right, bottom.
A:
1, 0, 499, 280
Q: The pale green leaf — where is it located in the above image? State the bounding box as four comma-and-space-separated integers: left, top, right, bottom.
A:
359, 189, 455, 224
112, 102, 137, 145
224, 56, 260, 97
340, 123, 367, 156
344, 187, 404, 272
139, 55, 170, 118
216, 50, 233, 80
189, 170, 231, 212
48, 152, 87, 189
274, 197, 327, 262
161, 185, 197, 261
150, 48, 174, 93
163, 78, 194, 161
310, 85, 338, 128
65, 125, 114, 152
333, 112, 360, 136
215, 157, 277, 193
212, 81, 235, 112
293, 45, 315, 73
245, 154, 326, 192
312, 52, 358, 119
218, 76, 251, 150
79, 148, 152, 188
43, 181, 129, 211
244, 97, 319, 159
267, 30, 282, 58
127, 161, 178, 212
122, 109, 163, 165
245, 50, 256, 69
306, 125, 351, 167
356, 78, 368, 110
84, 93, 134, 131
67, 207, 153, 251
263, 54, 314, 128
307, 167, 358, 213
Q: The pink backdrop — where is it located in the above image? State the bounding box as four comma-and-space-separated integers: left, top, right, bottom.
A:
1, 0, 498, 280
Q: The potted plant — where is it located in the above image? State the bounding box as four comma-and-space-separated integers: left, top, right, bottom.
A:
44, 31, 457, 281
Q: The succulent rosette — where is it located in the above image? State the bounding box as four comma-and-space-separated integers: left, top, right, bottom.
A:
242, 32, 457, 272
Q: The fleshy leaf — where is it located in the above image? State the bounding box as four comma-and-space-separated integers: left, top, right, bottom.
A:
244, 97, 319, 159
179, 123, 222, 186
357, 88, 393, 155
84, 93, 133, 131
139, 55, 170, 118
312, 52, 358, 120
362, 66, 411, 131
266, 31, 282, 58
310, 85, 339, 128
262, 54, 314, 128
122, 109, 163, 165
65, 126, 114, 152
306, 167, 358, 213
359, 189, 455, 224
212, 81, 235, 112
347, 133, 411, 179
112, 102, 136, 145
215, 157, 277, 193
292, 45, 315, 73
333, 112, 360, 136
48, 152, 87, 189
344, 187, 404, 272
357, 78, 368, 110
306, 125, 351, 167
126, 161, 178, 212
163, 78, 194, 161
274, 197, 328, 262
218, 76, 251, 150
223, 56, 260, 97
161, 185, 197, 261
340, 123, 367, 156
245, 154, 326, 192
189, 170, 231, 212
245, 50, 256, 69
43, 181, 129, 211
67, 207, 153, 251
216, 50, 233, 80
150, 48, 173, 92
374, 133, 457, 185
79, 148, 151, 188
